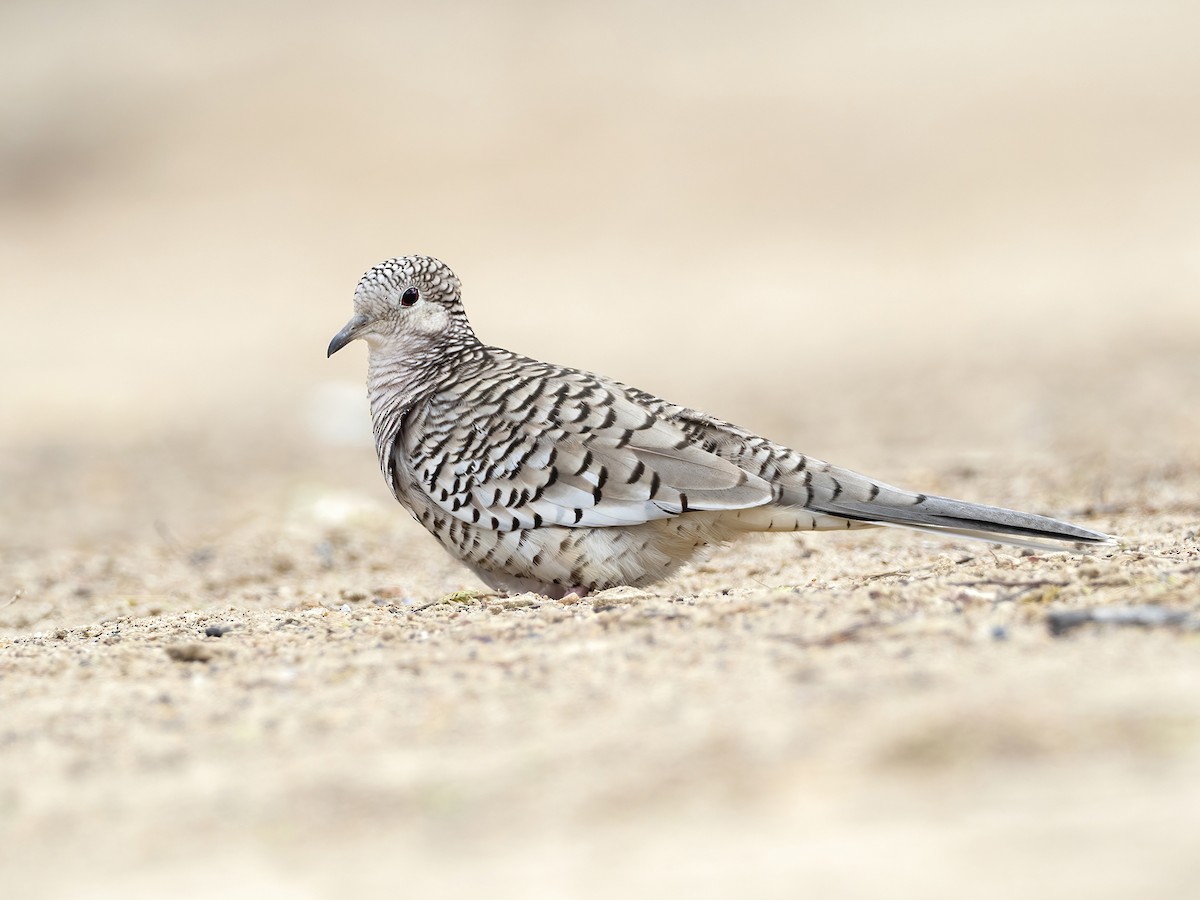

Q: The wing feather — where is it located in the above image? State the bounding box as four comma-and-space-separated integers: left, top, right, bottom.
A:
399, 359, 772, 531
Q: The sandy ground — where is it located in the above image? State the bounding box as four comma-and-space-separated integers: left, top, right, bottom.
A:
3, 2, 1200, 897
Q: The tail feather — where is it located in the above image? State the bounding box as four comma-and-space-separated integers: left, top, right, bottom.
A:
869, 520, 1114, 554
823, 490, 1112, 544
786, 463, 1114, 550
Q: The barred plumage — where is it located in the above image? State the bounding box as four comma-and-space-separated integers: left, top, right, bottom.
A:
328, 255, 1113, 597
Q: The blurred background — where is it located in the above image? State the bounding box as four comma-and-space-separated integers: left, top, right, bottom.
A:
3, 0, 1197, 453
3, 1, 1200, 897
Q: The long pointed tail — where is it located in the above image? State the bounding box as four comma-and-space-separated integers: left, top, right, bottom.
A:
741, 461, 1114, 551
821, 486, 1111, 545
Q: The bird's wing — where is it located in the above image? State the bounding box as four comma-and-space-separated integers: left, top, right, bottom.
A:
395, 362, 773, 531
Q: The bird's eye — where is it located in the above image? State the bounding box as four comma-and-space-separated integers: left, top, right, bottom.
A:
400, 287, 420, 307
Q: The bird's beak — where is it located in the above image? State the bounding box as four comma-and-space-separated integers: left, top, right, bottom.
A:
327, 314, 370, 357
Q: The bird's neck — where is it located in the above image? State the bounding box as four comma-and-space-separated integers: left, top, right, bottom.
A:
365, 334, 482, 463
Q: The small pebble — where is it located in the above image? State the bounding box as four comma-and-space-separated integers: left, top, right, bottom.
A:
204, 625, 230, 637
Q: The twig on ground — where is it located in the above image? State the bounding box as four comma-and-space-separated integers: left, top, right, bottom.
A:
953, 579, 1069, 589
1047, 604, 1200, 637
772, 613, 917, 648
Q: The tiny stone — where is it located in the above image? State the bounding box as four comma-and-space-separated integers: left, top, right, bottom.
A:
204, 625, 229, 637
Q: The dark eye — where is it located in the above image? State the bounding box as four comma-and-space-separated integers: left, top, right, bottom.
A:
400, 287, 420, 307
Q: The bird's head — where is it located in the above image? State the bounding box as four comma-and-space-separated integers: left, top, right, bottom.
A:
327, 255, 472, 358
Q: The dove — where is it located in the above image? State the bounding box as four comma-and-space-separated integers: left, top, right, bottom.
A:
328, 255, 1111, 597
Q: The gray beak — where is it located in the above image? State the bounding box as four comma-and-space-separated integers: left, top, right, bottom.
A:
327, 314, 370, 357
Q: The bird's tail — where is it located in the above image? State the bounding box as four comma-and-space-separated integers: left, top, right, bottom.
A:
730, 462, 1114, 552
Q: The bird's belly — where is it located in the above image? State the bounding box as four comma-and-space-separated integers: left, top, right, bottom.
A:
413, 504, 732, 594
